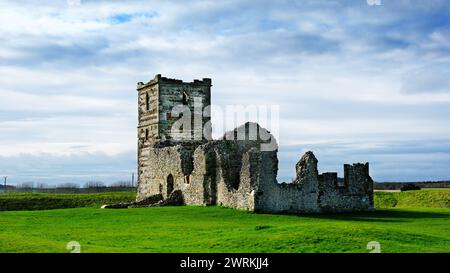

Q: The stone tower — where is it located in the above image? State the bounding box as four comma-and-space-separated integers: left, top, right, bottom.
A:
136, 74, 212, 145
137, 75, 212, 197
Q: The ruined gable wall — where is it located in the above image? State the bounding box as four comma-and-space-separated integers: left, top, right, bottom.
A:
209, 141, 256, 211
188, 143, 218, 205
212, 124, 324, 213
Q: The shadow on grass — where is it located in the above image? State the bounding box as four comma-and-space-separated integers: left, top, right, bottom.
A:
276, 209, 450, 223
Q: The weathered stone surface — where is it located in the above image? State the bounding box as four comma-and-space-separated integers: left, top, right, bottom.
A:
158, 190, 184, 206
294, 151, 319, 184
134, 193, 164, 205
135, 75, 374, 214
129, 190, 184, 208
102, 193, 164, 209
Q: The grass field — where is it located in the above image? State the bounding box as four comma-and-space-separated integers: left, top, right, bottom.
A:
374, 190, 450, 209
0, 190, 449, 253
0, 206, 449, 253
1, 189, 449, 211
0, 192, 136, 211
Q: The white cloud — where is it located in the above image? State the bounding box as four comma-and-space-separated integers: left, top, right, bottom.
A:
0, 0, 449, 183
401, 67, 450, 94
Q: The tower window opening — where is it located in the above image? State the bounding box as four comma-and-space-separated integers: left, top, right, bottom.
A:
167, 174, 174, 196
184, 175, 192, 185
145, 92, 150, 111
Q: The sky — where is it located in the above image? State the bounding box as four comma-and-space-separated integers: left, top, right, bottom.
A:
0, 0, 450, 185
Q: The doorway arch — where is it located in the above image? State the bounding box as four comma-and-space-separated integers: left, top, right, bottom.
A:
166, 174, 174, 196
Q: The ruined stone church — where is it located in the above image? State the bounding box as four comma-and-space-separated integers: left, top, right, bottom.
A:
135, 74, 373, 213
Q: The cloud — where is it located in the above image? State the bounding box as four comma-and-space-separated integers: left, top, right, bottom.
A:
401, 67, 450, 94
277, 139, 450, 183
0, 151, 136, 185
0, 0, 450, 183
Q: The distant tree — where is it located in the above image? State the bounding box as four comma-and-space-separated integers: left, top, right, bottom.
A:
400, 183, 421, 191
57, 183, 80, 189
110, 181, 132, 188
36, 183, 50, 189
84, 181, 106, 189
16, 182, 34, 189
0, 184, 16, 189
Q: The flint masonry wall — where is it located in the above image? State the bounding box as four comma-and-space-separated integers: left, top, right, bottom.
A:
317, 163, 374, 212
137, 145, 194, 201
252, 151, 374, 213
137, 138, 262, 210
137, 74, 211, 143
213, 141, 259, 211
253, 151, 322, 213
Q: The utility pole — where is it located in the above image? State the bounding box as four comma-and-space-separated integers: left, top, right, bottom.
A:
3, 176, 7, 193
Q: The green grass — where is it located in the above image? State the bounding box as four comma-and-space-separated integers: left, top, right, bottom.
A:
0, 192, 135, 211
1, 190, 448, 211
375, 190, 450, 209
0, 190, 448, 253
0, 206, 449, 253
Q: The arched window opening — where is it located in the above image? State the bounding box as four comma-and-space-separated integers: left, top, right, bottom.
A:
182, 92, 189, 105
184, 175, 192, 185
167, 174, 174, 196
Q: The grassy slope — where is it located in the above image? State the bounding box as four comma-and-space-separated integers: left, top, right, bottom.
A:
0, 192, 136, 211
0, 190, 449, 253
375, 190, 450, 209
0, 206, 449, 253
1, 190, 449, 211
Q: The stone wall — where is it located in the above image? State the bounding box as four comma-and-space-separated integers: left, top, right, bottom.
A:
136, 74, 211, 145
253, 151, 321, 213
213, 142, 258, 211
137, 75, 159, 143
136, 121, 374, 214
251, 150, 374, 213
158, 76, 211, 142
136, 143, 204, 202
317, 163, 373, 212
